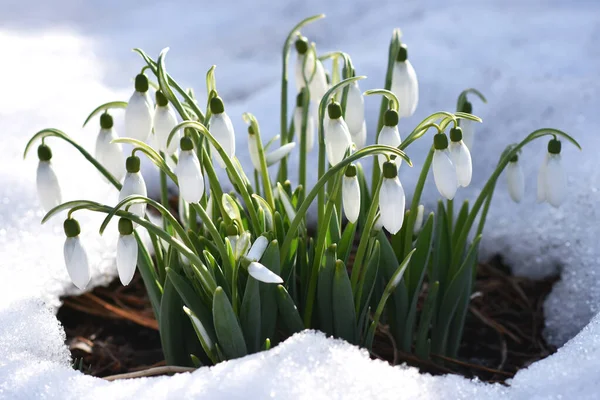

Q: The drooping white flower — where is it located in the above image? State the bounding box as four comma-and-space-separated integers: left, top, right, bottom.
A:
63, 218, 90, 290
209, 96, 235, 168
36, 144, 62, 213
538, 139, 566, 207
373, 211, 384, 232
377, 109, 402, 170
346, 81, 366, 148
119, 155, 147, 218
391, 44, 418, 118
506, 155, 525, 203
153, 90, 180, 155
175, 137, 204, 204
248, 126, 296, 170
266, 143, 296, 166
116, 218, 138, 286
294, 91, 315, 153
125, 74, 154, 142
294, 36, 329, 104
342, 164, 361, 224
432, 133, 458, 200
459, 101, 475, 150
95, 113, 125, 182
379, 161, 406, 235
324, 102, 352, 166
248, 261, 283, 284
246, 236, 269, 262
448, 127, 473, 188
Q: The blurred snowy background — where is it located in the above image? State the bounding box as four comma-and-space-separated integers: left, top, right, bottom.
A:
1, 0, 600, 398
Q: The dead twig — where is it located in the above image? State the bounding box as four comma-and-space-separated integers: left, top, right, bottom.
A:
103, 366, 196, 381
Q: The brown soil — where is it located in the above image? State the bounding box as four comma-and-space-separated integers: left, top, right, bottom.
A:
57, 255, 558, 382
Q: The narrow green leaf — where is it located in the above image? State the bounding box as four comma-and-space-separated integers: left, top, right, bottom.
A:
240, 276, 262, 353
212, 287, 247, 360
415, 281, 439, 360
356, 240, 380, 336
338, 220, 357, 266
259, 240, 280, 345
332, 260, 357, 344
276, 285, 304, 334
317, 245, 336, 336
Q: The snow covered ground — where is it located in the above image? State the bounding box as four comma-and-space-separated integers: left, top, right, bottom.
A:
1, 0, 600, 398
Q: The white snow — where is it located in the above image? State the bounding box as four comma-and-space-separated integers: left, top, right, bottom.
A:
1, 0, 600, 398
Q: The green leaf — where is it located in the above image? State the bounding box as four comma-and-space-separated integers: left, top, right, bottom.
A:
327, 204, 341, 246
276, 285, 305, 335
356, 240, 380, 336
222, 193, 243, 226
332, 260, 357, 344
431, 201, 451, 288
317, 245, 336, 336
259, 240, 280, 345
415, 281, 439, 360
184, 306, 219, 365
355, 162, 371, 229
240, 276, 262, 353
212, 287, 247, 360
338, 220, 357, 265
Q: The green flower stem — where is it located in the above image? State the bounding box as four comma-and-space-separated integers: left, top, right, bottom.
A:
303, 171, 344, 326
159, 150, 170, 231
167, 121, 261, 233
317, 76, 366, 227
451, 128, 581, 268
243, 113, 275, 209
82, 101, 128, 128
279, 14, 325, 182
446, 198, 454, 236
298, 88, 311, 203
279, 144, 411, 264
190, 203, 232, 280
456, 88, 487, 114
23, 128, 122, 190
363, 89, 399, 112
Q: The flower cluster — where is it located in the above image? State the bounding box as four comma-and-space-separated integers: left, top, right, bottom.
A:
27, 15, 580, 369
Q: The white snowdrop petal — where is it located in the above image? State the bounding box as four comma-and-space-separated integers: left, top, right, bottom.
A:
64, 237, 90, 290
36, 161, 62, 213
248, 261, 283, 284
391, 60, 419, 118
119, 172, 147, 218
351, 120, 367, 150
266, 142, 296, 166
310, 60, 329, 104
377, 126, 402, 169
342, 175, 361, 224
187, 308, 214, 350
449, 141, 472, 187
125, 91, 153, 142
432, 150, 458, 200
117, 234, 138, 286
545, 154, 566, 207
461, 119, 475, 150
210, 113, 236, 168
325, 118, 352, 166
345, 81, 365, 135
413, 204, 425, 235
153, 105, 179, 154
175, 150, 205, 204
373, 211, 384, 231
537, 154, 548, 203
247, 236, 269, 262
506, 161, 525, 203
95, 128, 125, 181
294, 107, 315, 153
379, 177, 406, 235
248, 134, 261, 170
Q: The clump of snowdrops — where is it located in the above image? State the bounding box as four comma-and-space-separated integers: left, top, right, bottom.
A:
25, 15, 580, 367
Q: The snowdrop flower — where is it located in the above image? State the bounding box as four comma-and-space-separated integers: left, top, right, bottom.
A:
125, 74, 153, 142
248, 126, 296, 170
294, 36, 328, 104
342, 164, 361, 224
459, 101, 475, 150
432, 133, 458, 200
506, 154, 525, 203
175, 137, 204, 204
324, 101, 353, 166
377, 109, 402, 170
116, 218, 138, 286
95, 113, 125, 182
448, 127, 472, 187
153, 90, 179, 155
538, 139, 566, 207
226, 224, 239, 254
209, 96, 235, 168
379, 161, 406, 234
63, 218, 90, 290
244, 236, 283, 284
294, 91, 315, 153
36, 144, 62, 213
119, 155, 147, 218
346, 81, 366, 148
391, 44, 418, 118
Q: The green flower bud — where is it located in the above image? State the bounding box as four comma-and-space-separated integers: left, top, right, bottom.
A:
548, 139, 561, 154
396, 44, 408, 62
345, 163, 357, 178
100, 113, 114, 129
180, 137, 194, 151
210, 96, 225, 114
135, 74, 149, 93
155, 90, 169, 107
295, 36, 309, 55
449, 127, 463, 142
126, 155, 141, 173
226, 224, 239, 237
327, 102, 342, 119
509, 154, 519, 163
37, 144, 52, 162
64, 218, 81, 238
383, 109, 399, 127
118, 218, 134, 235
433, 133, 449, 150
296, 90, 306, 108
461, 101, 473, 114
382, 161, 398, 179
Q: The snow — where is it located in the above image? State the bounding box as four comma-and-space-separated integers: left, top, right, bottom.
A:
1, 0, 600, 398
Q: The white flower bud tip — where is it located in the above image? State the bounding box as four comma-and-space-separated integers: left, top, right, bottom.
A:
248, 261, 283, 284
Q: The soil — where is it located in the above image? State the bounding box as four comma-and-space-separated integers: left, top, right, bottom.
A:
57, 254, 558, 382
